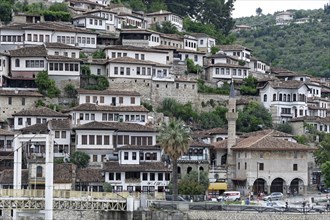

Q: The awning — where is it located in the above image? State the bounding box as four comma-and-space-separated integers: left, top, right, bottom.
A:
208, 182, 227, 191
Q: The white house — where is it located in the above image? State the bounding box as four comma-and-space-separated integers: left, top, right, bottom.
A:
12, 107, 69, 130
0, 53, 10, 87
205, 63, 250, 81
77, 88, 142, 106
45, 43, 81, 59
183, 35, 198, 51
159, 34, 183, 49
117, 13, 147, 29
72, 14, 107, 31
259, 80, 310, 124
190, 33, 216, 53
218, 44, 252, 63
64, 103, 149, 126
146, 10, 183, 32
275, 11, 294, 26
120, 29, 161, 47
307, 96, 328, 118
176, 49, 205, 66
290, 116, 330, 135
104, 45, 168, 64
74, 121, 158, 164
83, 9, 117, 32
107, 57, 173, 81
248, 57, 269, 74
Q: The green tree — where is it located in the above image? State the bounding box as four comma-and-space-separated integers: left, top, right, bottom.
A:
128, 0, 146, 11
48, 2, 69, 12
198, 106, 227, 129
237, 101, 272, 132
276, 123, 293, 134
158, 119, 191, 201
148, 0, 167, 12
321, 161, 330, 187
239, 76, 258, 96
178, 171, 209, 195
155, 21, 178, 34
70, 151, 90, 168
35, 71, 60, 98
314, 133, 330, 165
103, 182, 113, 192
0, 1, 13, 24
92, 50, 106, 59
256, 7, 262, 16
64, 84, 77, 98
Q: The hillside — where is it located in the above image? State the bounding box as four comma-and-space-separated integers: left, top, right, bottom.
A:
234, 9, 330, 78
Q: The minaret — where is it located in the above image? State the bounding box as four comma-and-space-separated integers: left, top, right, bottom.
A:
225, 82, 238, 190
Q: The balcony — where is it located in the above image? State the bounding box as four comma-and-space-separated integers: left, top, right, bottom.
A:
178, 154, 209, 161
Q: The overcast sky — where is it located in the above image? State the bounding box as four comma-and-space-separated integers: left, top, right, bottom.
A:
232, 0, 328, 18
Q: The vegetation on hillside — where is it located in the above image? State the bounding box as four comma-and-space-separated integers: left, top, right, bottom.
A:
35, 71, 61, 98
235, 9, 330, 78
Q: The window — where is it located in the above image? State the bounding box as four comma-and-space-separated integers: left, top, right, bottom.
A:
116, 173, 121, 180
135, 54, 139, 59
109, 173, 114, 180
119, 97, 123, 104
96, 135, 102, 145
245, 162, 247, 170
258, 163, 264, 171
150, 173, 155, 181
263, 94, 267, 102
61, 131, 66, 138
114, 67, 118, 75
36, 166, 43, 177
126, 67, 130, 75
124, 152, 128, 160
158, 173, 163, 181
238, 162, 240, 170
18, 118, 23, 125
22, 98, 25, 105
100, 96, 104, 103
15, 59, 20, 67
141, 54, 145, 60
104, 135, 110, 145
90, 19, 93, 25
8, 97, 12, 105
132, 152, 137, 160
120, 67, 124, 75
86, 96, 90, 103
142, 173, 148, 181
97, 68, 101, 75
89, 135, 95, 145
131, 97, 135, 104
137, 67, 140, 75
55, 131, 60, 138
293, 164, 298, 171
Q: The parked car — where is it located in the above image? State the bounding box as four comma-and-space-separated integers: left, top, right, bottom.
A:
321, 188, 330, 193
263, 192, 284, 201
263, 201, 286, 210
217, 191, 241, 202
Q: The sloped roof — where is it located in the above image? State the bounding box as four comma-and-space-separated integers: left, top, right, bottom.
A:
110, 56, 170, 67
289, 116, 330, 123
74, 121, 156, 132
46, 55, 82, 62
116, 145, 161, 151
0, 169, 28, 184
189, 140, 213, 148
0, 90, 42, 97
264, 80, 309, 90
212, 139, 228, 150
19, 123, 48, 133
206, 63, 250, 69
218, 44, 252, 51
104, 45, 167, 53
9, 45, 47, 57
103, 162, 171, 172
45, 42, 81, 50
176, 48, 206, 54
13, 107, 68, 117
77, 89, 141, 96
64, 103, 148, 113
0, 129, 14, 136
76, 168, 103, 182
54, 163, 76, 183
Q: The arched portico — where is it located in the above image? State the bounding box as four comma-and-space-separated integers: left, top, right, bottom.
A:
253, 178, 266, 194
290, 178, 304, 195
270, 178, 286, 193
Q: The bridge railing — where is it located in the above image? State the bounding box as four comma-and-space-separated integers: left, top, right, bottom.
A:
0, 189, 129, 200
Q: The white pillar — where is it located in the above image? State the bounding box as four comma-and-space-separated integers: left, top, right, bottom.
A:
45, 133, 54, 220
13, 136, 22, 189
126, 196, 134, 212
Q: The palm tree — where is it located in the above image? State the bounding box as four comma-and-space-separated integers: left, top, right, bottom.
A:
158, 119, 191, 201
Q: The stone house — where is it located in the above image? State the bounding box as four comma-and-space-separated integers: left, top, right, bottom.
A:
0, 89, 43, 123
205, 63, 249, 82
72, 14, 107, 31
217, 44, 252, 64
275, 11, 294, 26
248, 57, 269, 74
0, 53, 10, 87
289, 116, 330, 135
159, 34, 183, 49
0, 129, 15, 172
146, 10, 183, 32
83, 9, 117, 32
232, 130, 316, 195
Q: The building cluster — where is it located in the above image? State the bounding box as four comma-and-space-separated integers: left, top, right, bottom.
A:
0, 0, 329, 200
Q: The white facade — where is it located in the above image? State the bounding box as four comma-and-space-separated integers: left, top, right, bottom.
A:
78, 91, 141, 106
276, 11, 294, 26
73, 16, 107, 31
146, 10, 183, 32
177, 50, 204, 66
183, 35, 198, 51
259, 81, 309, 124
195, 36, 216, 53
0, 54, 10, 87
87, 10, 117, 32
11, 57, 47, 78
13, 115, 67, 130
207, 64, 249, 80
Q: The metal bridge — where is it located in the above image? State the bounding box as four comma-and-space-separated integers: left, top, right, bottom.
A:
0, 189, 128, 211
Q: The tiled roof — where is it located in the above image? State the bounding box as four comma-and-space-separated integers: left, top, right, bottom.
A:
208, 53, 239, 60
289, 116, 330, 123
0, 90, 43, 97
189, 140, 213, 148
2, 22, 96, 34
0, 129, 14, 136
120, 29, 156, 34
159, 33, 183, 40
77, 89, 141, 96
239, 129, 293, 138
233, 130, 315, 151
45, 42, 81, 50
13, 107, 68, 117
76, 168, 104, 182
65, 103, 148, 112
212, 139, 228, 150
103, 162, 171, 172
0, 169, 28, 184
268, 80, 308, 89
151, 45, 177, 50
218, 44, 252, 51
74, 121, 156, 132
110, 57, 170, 67
54, 163, 76, 183
116, 145, 161, 151
69, 0, 105, 6
104, 45, 167, 53
19, 123, 48, 133
176, 48, 206, 54
46, 55, 82, 62
19, 120, 71, 133
73, 14, 107, 20
206, 63, 250, 69
82, 58, 109, 65
308, 105, 327, 110
49, 119, 72, 130
9, 45, 47, 57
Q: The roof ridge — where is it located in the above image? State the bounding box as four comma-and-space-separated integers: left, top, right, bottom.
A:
246, 130, 275, 147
